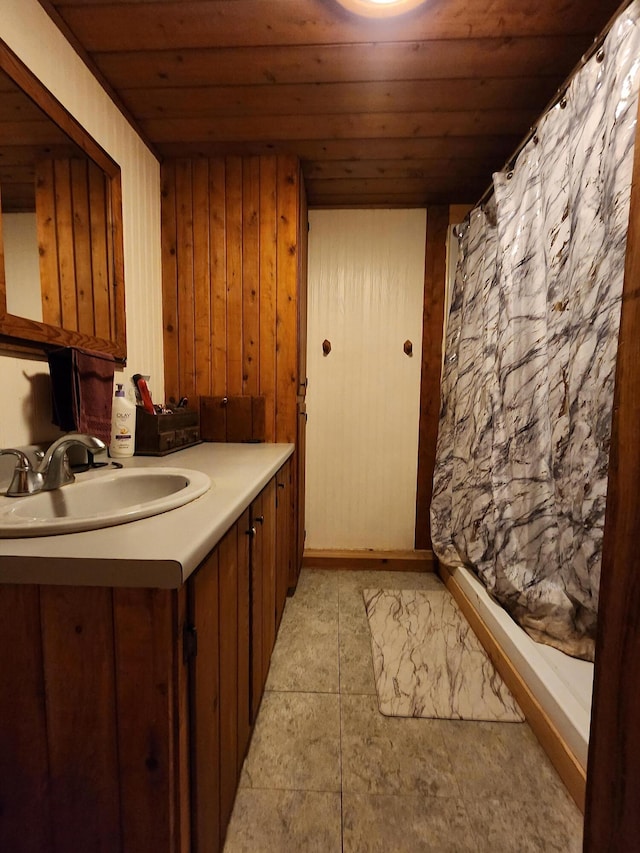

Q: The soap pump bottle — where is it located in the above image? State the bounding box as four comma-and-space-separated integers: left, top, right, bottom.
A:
109, 383, 136, 458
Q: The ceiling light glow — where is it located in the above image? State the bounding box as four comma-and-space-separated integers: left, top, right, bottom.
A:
335, 0, 427, 17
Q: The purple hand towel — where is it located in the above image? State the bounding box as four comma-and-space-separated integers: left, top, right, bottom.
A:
48, 347, 116, 444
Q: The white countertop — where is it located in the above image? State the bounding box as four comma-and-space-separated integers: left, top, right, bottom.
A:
0, 442, 294, 588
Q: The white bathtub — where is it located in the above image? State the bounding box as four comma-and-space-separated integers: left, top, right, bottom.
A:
447, 564, 594, 769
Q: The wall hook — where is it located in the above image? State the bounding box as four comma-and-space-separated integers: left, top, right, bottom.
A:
322, 339, 332, 356
404, 340, 413, 357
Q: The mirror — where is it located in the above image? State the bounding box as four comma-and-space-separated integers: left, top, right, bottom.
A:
0, 39, 126, 362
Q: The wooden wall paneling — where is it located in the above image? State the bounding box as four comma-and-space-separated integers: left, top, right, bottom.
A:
176, 159, 196, 401
0, 585, 52, 853
217, 521, 239, 834
53, 160, 78, 331
112, 587, 184, 853
161, 159, 180, 403
189, 551, 221, 853
108, 173, 127, 356
584, 93, 640, 850
225, 155, 244, 395
193, 156, 212, 396
415, 205, 449, 550
275, 156, 299, 444
259, 155, 278, 441
261, 477, 277, 679
88, 162, 111, 341
36, 159, 62, 327
209, 157, 228, 395
71, 159, 95, 337
242, 156, 260, 396
40, 585, 121, 853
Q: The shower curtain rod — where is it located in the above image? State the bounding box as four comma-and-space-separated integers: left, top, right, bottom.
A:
474, 0, 637, 210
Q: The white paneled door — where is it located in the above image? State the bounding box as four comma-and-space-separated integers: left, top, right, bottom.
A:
305, 209, 426, 550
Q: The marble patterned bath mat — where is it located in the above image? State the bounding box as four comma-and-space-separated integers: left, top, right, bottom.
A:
363, 589, 525, 722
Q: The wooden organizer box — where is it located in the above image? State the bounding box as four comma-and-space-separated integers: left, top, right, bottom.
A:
199, 396, 266, 443
134, 407, 201, 455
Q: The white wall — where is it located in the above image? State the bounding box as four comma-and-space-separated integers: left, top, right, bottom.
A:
3, 213, 42, 323
305, 209, 426, 550
0, 0, 164, 446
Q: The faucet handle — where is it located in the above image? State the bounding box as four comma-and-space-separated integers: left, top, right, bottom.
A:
0, 449, 44, 497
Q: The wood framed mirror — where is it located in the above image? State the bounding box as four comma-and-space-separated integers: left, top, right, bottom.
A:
0, 39, 126, 363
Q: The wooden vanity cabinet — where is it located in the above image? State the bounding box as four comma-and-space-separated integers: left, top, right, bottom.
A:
0, 464, 292, 853
184, 470, 286, 853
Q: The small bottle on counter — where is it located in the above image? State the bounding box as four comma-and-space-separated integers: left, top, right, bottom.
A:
109, 383, 136, 458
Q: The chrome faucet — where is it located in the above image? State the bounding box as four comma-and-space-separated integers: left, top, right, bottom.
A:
0, 449, 44, 496
1, 434, 107, 496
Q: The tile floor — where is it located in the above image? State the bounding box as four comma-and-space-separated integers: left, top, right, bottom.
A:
223, 569, 583, 852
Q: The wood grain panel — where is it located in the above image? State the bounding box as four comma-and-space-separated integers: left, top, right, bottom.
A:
261, 478, 277, 680
122, 77, 553, 119
415, 205, 449, 549
89, 162, 111, 339
193, 156, 212, 396
225, 155, 243, 395
71, 159, 95, 335
209, 157, 227, 395
161, 159, 179, 402
36, 158, 62, 327
175, 159, 196, 400
159, 135, 521, 163
275, 156, 299, 444
303, 158, 495, 180
40, 585, 121, 853
189, 551, 221, 853
236, 510, 251, 768
584, 91, 640, 851
161, 153, 304, 441
259, 156, 277, 441
161, 153, 305, 599
242, 156, 260, 396
250, 492, 264, 723
112, 587, 181, 853
275, 460, 292, 629
0, 586, 52, 853
218, 522, 239, 834
306, 176, 486, 198
55, 0, 615, 52
93, 36, 589, 88
53, 159, 78, 331
142, 109, 538, 143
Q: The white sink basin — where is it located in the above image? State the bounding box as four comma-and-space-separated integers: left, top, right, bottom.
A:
0, 466, 211, 537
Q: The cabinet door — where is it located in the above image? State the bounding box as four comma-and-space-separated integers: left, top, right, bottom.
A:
249, 492, 264, 724
189, 550, 221, 853
217, 522, 241, 840
275, 459, 293, 629
260, 478, 277, 683
236, 509, 251, 770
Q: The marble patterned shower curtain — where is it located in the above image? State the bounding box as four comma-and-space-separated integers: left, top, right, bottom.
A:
431, 2, 640, 660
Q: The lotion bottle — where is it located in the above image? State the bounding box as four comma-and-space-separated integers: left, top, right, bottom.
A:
109, 383, 136, 458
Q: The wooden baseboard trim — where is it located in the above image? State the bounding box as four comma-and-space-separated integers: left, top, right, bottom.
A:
439, 563, 587, 813
302, 549, 435, 572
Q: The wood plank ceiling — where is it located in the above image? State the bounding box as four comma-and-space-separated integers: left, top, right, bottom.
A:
41, 0, 624, 207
